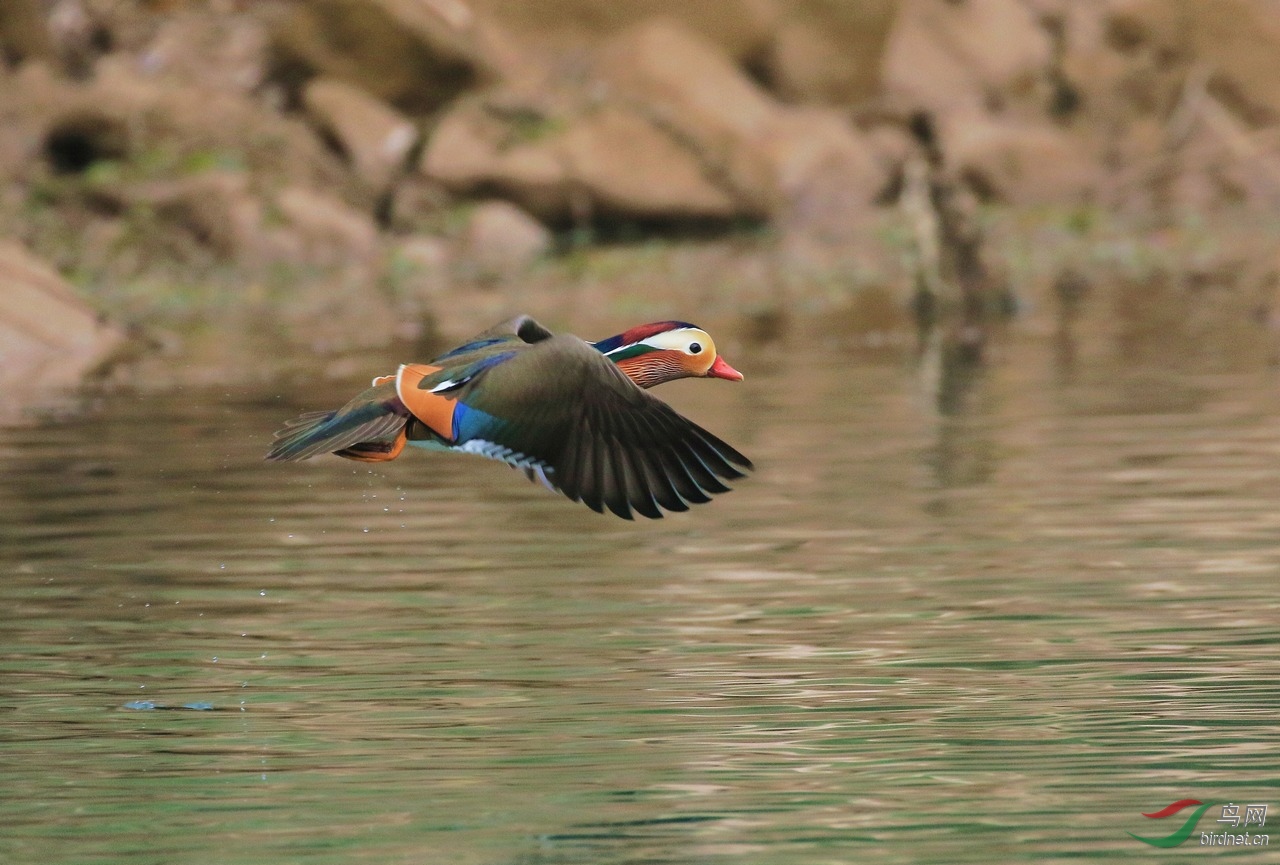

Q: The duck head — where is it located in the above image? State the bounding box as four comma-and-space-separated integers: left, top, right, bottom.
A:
593, 321, 744, 389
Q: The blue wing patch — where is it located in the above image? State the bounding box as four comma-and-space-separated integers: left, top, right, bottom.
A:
452, 402, 504, 443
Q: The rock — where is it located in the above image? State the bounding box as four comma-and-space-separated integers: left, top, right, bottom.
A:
420, 94, 741, 225
421, 96, 572, 220
126, 171, 264, 259
0, 0, 54, 67
593, 18, 778, 213
459, 200, 551, 280
763, 107, 881, 211
421, 19, 882, 229
593, 19, 881, 218
945, 116, 1096, 206
385, 234, 452, 338
470, 0, 782, 65
138, 7, 270, 93
273, 186, 380, 266
395, 235, 452, 273
0, 242, 124, 422
268, 0, 497, 113
303, 77, 418, 192
880, 0, 1052, 116
559, 104, 739, 222
2, 58, 352, 197
1099, 0, 1280, 124
755, 4, 897, 104
262, 187, 395, 354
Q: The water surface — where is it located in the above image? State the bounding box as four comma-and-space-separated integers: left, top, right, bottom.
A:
3, 301, 1280, 863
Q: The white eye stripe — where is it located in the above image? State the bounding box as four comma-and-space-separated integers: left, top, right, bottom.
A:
640, 328, 712, 355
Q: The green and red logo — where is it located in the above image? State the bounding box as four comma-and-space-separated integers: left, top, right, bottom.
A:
1129, 799, 1269, 848
1129, 799, 1216, 847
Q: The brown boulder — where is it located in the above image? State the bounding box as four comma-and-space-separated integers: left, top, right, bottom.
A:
124, 171, 265, 259
593, 18, 778, 213
559, 105, 740, 222
420, 94, 743, 225
593, 19, 881, 217
458, 199, 551, 280
421, 18, 884, 228
0, 0, 53, 66
1098, 0, 1280, 124
470, 0, 782, 65
303, 77, 419, 192
945, 116, 1097, 206
265, 187, 395, 354
0, 242, 124, 422
272, 186, 381, 266
421, 95, 572, 219
3, 59, 350, 197
755, 3, 897, 104
268, 0, 497, 113
138, 7, 271, 94
880, 0, 1052, 116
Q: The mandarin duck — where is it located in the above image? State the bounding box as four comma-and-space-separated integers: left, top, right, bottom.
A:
266, 316, 751, 519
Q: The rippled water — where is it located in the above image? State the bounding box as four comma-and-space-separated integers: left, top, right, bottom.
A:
3, 296, 1280, 863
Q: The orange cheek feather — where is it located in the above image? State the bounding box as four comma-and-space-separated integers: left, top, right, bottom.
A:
395, 363, 456, 441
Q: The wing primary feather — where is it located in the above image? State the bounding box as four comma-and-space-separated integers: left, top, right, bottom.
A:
615, 408, 686, 514
674, 440, 732, 494
680, 424, 746, 481
675, 435, 737, 488
573, 417, 606, 514
600, 403, 662, 519
555, 417, 580, 498
625, 408, 709, 505
599, 437, 633, 519
689, 425, 754, 473
617, 439, 663, 519
634, 444, 687, 513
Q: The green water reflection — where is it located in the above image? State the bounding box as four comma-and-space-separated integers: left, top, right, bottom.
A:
3, 298, 1280, 863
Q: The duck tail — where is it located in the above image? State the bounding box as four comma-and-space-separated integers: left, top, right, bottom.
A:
265, 401, 409, 463
266, 411, 340, 461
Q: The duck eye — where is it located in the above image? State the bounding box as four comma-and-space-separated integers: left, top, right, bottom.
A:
689, 342, 702, 354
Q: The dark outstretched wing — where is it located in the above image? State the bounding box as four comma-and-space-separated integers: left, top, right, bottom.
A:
425, 334, 752, 519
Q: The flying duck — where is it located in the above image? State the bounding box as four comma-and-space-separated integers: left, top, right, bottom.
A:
266, 316, 752, 519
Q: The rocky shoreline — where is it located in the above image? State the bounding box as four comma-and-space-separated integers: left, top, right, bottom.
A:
5, 0, 1280, 419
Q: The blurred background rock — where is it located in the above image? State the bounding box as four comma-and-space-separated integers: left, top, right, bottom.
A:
5, 0, 1280, 416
